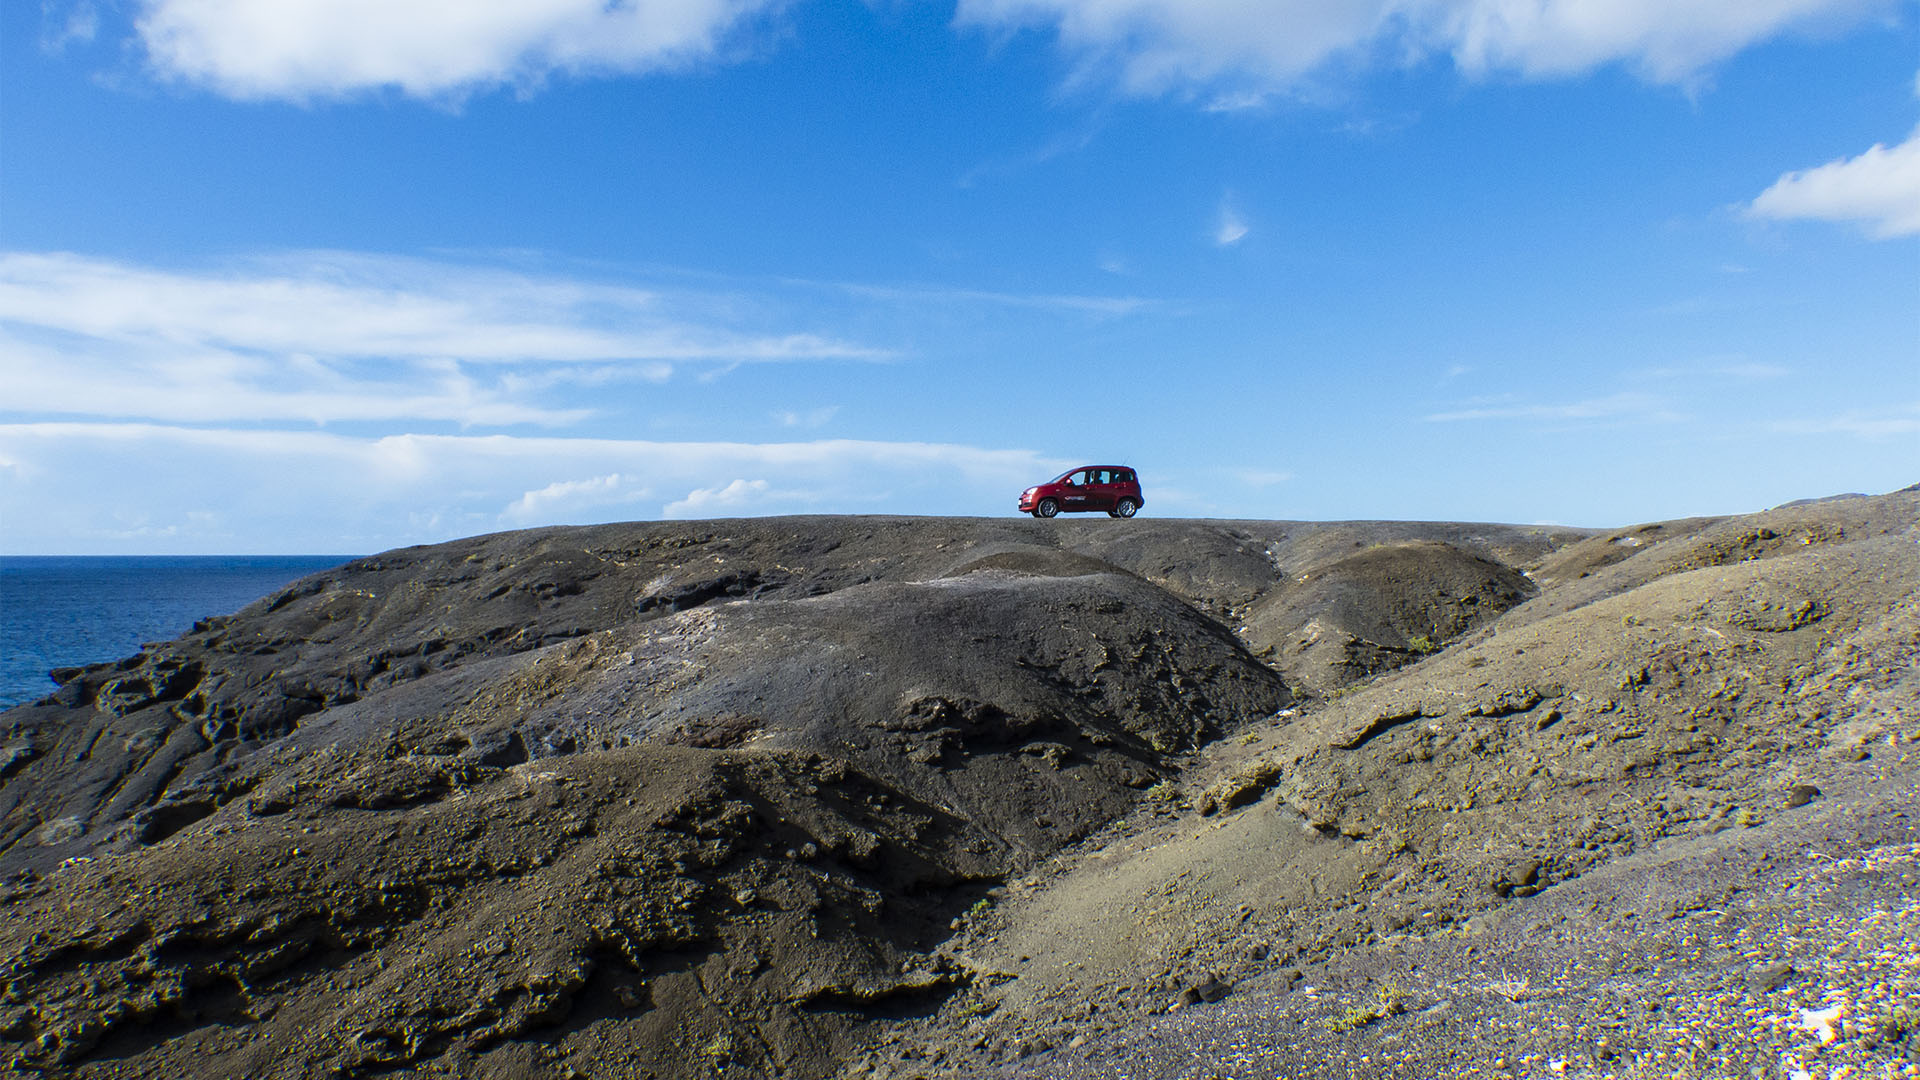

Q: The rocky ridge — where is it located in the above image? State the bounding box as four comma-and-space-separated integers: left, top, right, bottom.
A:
0, 495, 1914, 1078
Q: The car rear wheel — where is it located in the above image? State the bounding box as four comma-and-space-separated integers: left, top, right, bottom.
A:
1110, 498, 1139, 518
1035, 498, 1059, 518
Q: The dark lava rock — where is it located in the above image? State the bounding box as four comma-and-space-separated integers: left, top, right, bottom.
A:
0, 513, 1591, 1079
1180, 974, 1232, 1006
1785, 784, 1821, 808
1239, 539, 1537, 694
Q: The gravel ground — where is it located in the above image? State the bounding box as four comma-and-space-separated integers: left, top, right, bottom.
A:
986, 760, 1920, 1080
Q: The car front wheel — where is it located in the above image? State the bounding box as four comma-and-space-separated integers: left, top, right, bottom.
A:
1110, 498, 1139, 518
1035, 498, 1059, 518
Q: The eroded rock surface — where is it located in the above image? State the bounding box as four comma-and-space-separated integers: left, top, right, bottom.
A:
3, 495, 1915, 1079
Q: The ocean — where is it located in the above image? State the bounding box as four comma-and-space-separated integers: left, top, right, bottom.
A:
0, 556, 354, 710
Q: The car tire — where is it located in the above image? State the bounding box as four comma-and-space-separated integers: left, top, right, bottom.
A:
1110, 498, 1139, 518
1036, 498, 1059, 518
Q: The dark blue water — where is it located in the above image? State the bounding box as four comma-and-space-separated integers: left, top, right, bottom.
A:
0, 556, 354, 709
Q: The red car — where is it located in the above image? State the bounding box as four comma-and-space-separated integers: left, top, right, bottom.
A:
1019, 466, 1145, 518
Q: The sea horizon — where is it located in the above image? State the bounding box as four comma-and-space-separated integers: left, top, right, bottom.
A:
1, 554, 358, 709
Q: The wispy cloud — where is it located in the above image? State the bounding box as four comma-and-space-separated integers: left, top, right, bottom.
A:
0, 423, 1064, 552
957, 123, 1103, 188
954, 0, 1892, 97
1203, 89, 1268, 112
773, 406, 840, 429
1424, 391, 1682, 424
42, 1, 98, 50
1748, 124, 1920, 239
1635, 359, 1792, 381
0, 251, 884, 365
1236, 468, 1292, 487
816, 278, 1153, 317
1770, 403, 1920, 439
1215, 201, 1249, 246
0, 250, 886, 427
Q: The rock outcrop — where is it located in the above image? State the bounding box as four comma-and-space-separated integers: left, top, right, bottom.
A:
3, 494, 1915, 1079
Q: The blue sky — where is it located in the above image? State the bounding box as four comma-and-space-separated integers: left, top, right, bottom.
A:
2, 0, 1916, 554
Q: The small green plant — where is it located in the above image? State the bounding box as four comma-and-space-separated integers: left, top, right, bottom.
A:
1324, 1005, 1375, 1033
1239, 732, 1261, 745
700, 1031, 734, 1061
1145, 780, 1184, 806
1323, 983, 1406, 1032
1376, 981, 1406, 1014
967, 897, 993, 917
1406, 635, 1438, 654
955, 996, 998, 1018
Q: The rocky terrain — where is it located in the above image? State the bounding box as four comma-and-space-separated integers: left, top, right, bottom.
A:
1, 492, 1915, 1079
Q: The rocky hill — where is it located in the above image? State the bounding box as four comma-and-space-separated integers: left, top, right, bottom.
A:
1, 494, 1915, 1078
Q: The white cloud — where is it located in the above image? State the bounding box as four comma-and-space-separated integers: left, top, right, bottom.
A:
955, 0, 1893, 94
0, 332, 591, 427
0, 423, 1063, 552
957, 0, 1396, 93
1435, 0, 1886, 83
504, 472, 647, 523
1215, 204, 1249, 246
0, 251, 881, 365
0, 250, 885, 427
1748, 125, 1920, 239
132, 0, 782, 101
58, 0, 1900, 104
663, 477, 773, 517
1424, 391, 1681, 423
